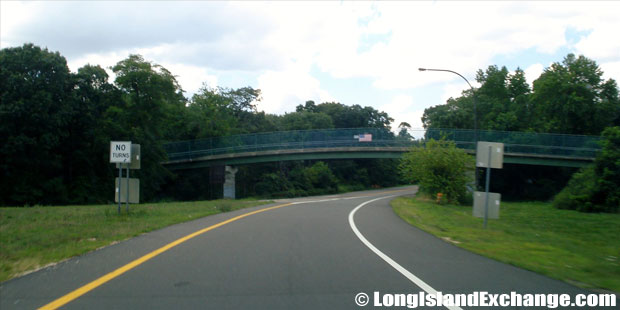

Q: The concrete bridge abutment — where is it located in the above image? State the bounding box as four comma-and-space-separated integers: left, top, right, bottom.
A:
223, 165, 238, 199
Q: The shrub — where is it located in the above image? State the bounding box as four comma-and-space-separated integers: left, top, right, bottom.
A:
400, 139, 474, 204
553, 126, 620, 213
305, 162, 338, 193
254, 172, 292, 196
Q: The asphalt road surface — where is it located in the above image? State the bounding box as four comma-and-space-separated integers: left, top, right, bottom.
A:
1, 186, 616, 309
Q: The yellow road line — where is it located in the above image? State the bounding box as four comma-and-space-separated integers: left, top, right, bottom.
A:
38, 203, 293, 310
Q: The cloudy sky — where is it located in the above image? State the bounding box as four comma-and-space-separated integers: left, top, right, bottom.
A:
2, 1, 619, 130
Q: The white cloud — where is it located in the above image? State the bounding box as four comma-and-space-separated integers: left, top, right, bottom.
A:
160, 63, 218, 97
524, 63, 545, 86
3, 1, 620, 120
440, 82, 472, 105
256, 62, 333, 115
379, 95, 425, 132
67, 50, 218, 97
600, 61, 620, 83
0, 1, 36, 48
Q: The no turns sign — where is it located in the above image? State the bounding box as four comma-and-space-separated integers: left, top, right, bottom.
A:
110, 141, 132, 163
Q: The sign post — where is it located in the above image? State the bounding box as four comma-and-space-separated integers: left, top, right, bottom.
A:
110, 141, 132, 214
474, 141, 504, 228
483, 145, 492, 228
126, 163, 130, 212
118, 165, 122, 214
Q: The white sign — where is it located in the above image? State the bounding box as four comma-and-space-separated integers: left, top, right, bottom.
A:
110, 141, 132, 163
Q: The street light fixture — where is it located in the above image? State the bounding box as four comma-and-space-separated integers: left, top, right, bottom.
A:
419, 67, 479, 190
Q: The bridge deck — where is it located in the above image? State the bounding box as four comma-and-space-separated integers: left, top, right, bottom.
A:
163, 128, 601, 169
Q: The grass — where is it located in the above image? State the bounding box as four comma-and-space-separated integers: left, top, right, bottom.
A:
0, 199, 270, 283
392, 196, 620, 293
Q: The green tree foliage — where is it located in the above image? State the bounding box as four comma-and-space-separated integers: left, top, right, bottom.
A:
0, 44, 75, 204
184, 85, 271, 137
184, 86, 240, 139
422, 56, 619, 135
397, 122, 413, 141
400, 139, 474, 204
554, 127, 620, 212
67, 64, 120, 203
422, 95, 475, 130
297, 101, 393, 130
289, 162, 338, 196
422, 65, 531, 131
110, 55, 188, 201
531, 54, 620, 135
254, 171, 293, 197
278, 111, 334, 130
596, 127, 620, 207
421, 54, 619, 202
4, 44, 402, 205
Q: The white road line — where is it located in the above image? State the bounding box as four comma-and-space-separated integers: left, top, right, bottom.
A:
348, 196, 463, 310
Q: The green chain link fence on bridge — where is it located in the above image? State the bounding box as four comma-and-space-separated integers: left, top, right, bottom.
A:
163, 128, 602, 162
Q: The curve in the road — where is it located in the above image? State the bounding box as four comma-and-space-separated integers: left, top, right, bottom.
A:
348, 195, 463, 310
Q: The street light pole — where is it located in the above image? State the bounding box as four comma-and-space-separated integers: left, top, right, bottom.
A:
419, 67, 479, 190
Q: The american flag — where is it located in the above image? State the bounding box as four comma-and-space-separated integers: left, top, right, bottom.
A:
358, 133, 372, 142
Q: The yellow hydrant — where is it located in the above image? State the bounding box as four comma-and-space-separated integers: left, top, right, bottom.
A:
436, 192, 444, 204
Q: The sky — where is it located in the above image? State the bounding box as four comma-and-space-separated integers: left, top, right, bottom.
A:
2, 1, 619, 132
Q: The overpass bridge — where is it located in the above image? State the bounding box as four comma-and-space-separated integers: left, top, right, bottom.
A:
163, 128, 601, 198
163, 128, 601, 169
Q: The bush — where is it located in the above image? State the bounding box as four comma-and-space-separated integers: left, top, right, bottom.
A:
553, 166, 602, 212
254, 172, 292, 196
400, 139, 474, 204
305, 162, 338, 193
553, 126, 620, 213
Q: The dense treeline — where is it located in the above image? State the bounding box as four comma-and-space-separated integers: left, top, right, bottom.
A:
0, 43, 401, 206
2, 44, 619, 206
422, 54, 620, 202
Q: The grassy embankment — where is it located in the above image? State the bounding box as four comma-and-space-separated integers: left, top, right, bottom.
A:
0, 199, 269, 283
392, 196, 620, 293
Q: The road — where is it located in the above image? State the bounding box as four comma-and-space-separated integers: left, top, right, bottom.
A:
0, 186, 614, 309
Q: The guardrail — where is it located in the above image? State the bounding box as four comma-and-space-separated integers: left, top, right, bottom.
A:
163, 128, 602, 162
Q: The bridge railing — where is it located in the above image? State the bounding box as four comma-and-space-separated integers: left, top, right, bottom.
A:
425, 128, 602, 158
163, 128, 602, 162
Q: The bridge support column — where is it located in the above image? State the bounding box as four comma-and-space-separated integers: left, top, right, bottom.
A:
223, 166, 238, 199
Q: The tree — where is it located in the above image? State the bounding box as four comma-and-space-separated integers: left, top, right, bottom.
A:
400, 139, 474, 204
422, 65, 531, 131
595, 126, 620, 208
422, 95, 474, 129
184, 86, 240, 139
553, 126, 620, 212
65, 64, 120, 203
306, 102, 393, 130
0, 44, 74, 205
530, 54, 619, 135
397, 122, 413, 140
278, 111, 334, 130
296, 100, 317, 113
111, 55, 186, 201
